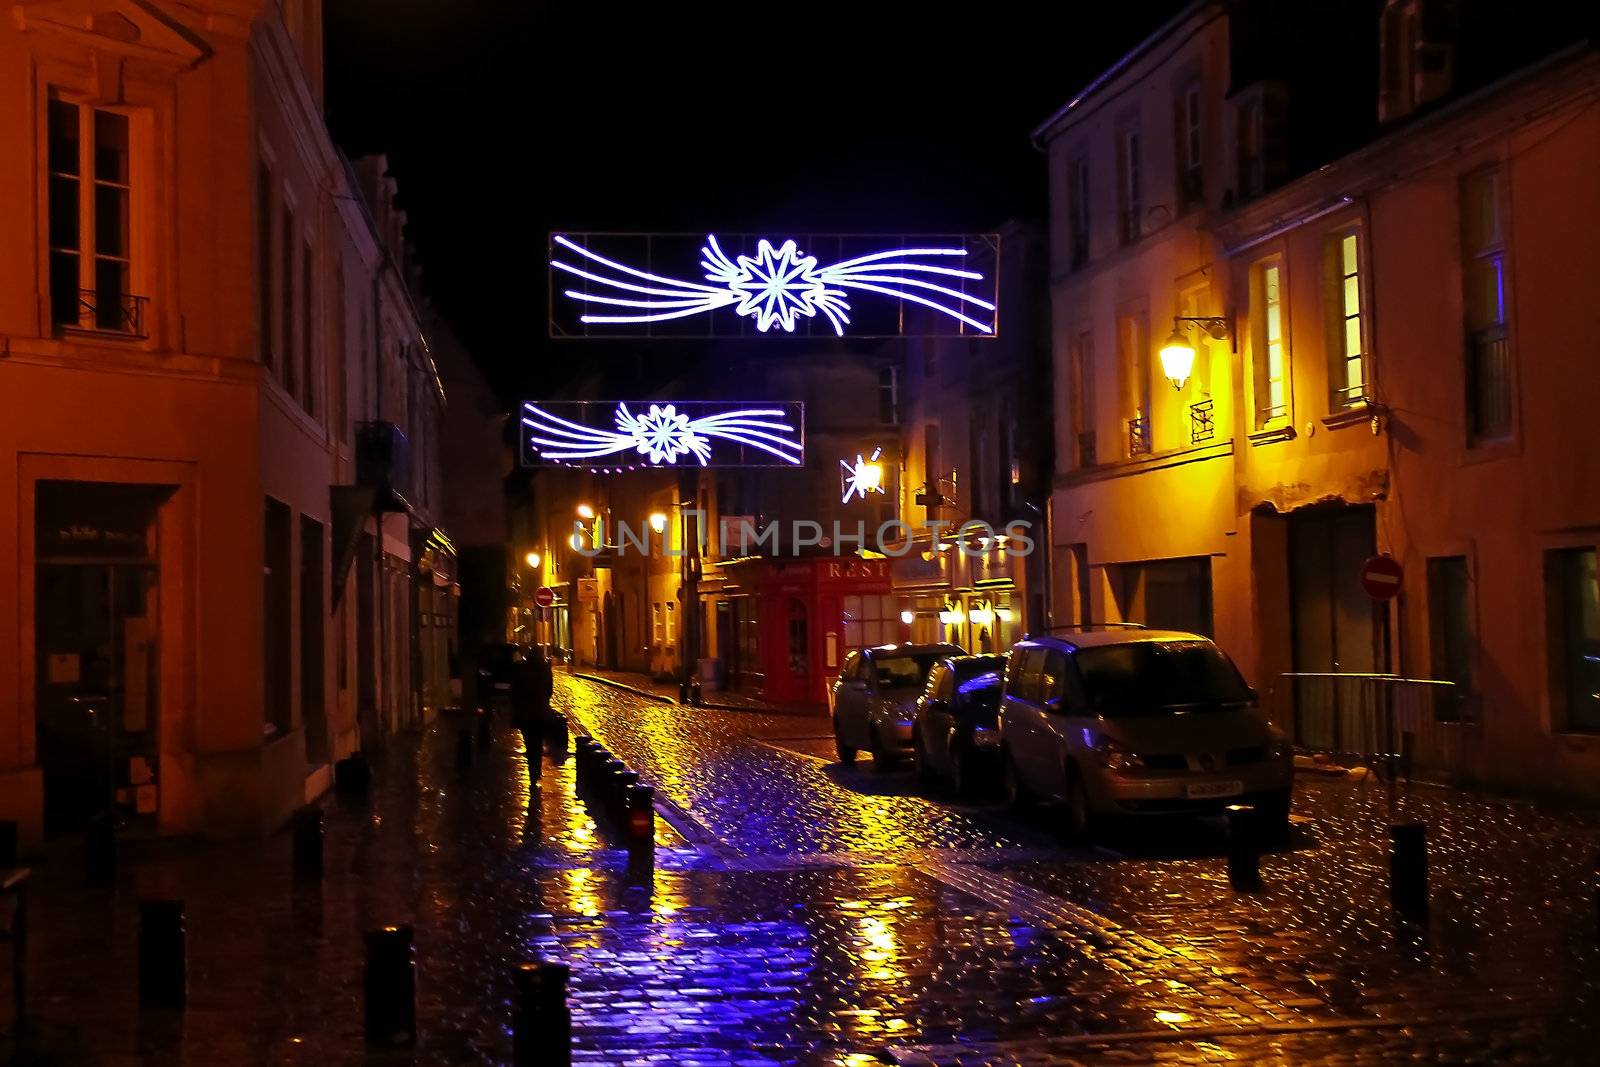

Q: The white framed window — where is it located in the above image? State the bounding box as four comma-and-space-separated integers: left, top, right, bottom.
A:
1329, 230, 1368, 407
652, 603, 665, 646
665, 601, 677, 649
47, 93, 142, 336
1253, 259, 1288, 425
1066, 154, 1090, 268
1460, 167, 1511, 442
1178, 83, 1202, 209
1117, 129, 1142, 244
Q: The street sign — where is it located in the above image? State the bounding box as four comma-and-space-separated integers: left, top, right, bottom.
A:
534, 586, 556, 608
1360, 555, 1404, 599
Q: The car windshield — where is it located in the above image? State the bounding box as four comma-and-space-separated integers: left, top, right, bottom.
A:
1074, 641, 1251, 715
874, 653, 945, 691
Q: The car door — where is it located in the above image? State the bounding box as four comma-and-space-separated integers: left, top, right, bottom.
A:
925, 664, 956, 772
1032, 649, 1080, 800
834, 652, 867, 745
1001, 646, 1043, 789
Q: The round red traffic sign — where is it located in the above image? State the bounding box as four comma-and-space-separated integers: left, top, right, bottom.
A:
1360, 554, 1404, 600
534, 586, 556, 608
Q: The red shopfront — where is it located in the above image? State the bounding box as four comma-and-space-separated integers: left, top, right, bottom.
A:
712, 555, 904, 707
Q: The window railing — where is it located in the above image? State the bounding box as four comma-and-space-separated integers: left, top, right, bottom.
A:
1127, 416, 1150, 457
1076, 430, 1097, 468
65, 289, 149, 338
1189, 399, 1215, 444
1467, 324, 1512, 442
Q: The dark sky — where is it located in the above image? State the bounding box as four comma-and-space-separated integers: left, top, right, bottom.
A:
324, 1, 1191, 401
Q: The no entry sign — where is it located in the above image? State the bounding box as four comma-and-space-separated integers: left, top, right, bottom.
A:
534, 586, 557, 608
1360, 555, 1404, 599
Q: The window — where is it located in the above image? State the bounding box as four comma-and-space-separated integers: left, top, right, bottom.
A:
1066, 155, 1090, 268
1075, 640, 1250, 715
1461, 167, 1512, 442
48, 96, 140, 335
331, 263, 347, 430
1110, 557, 1213, 636
1329, 231, 1367, 406
302, 240, 317, 415
1116, 129, 1142, 245
280, 202, 298, 396
1253, 260, 1288, 425
1427, 556, 1472, 692
877, 364, 899, 424
652, 603, 665, 646
843, 594, 897, 650
1118, 312, 1151, 456
665, 601, 676, 649
1007, 646, 1044, 703
1178, 84, 1202, 209
1070, 329, 1096, 466
1237, 99, 1264, 200
257, 162, 275, 369
1546, 547, 1600, 733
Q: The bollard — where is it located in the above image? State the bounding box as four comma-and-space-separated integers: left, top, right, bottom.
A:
292, 805, 324, 882
626, 784, 655, 867
334, 753, 372, 796
512, 960, 571, 1067
600, 758, 625, 810
572, 738, 592, 787
0, 820, 17, 867
1390, 822, 1429, 918
688, 680, 703, 707
138, 900, 187, 1010
678, 679, 690, 704
1225, 804, 1261, 891
86, 810, 117, 886
546, 712, 570, 758
457, 728, 474, 772
612, 771, 639, 829
364, 924, 417, 1047
478, 707, 493, 750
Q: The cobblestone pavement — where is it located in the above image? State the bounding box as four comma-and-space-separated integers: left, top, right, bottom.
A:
2, 675, 1597, 1065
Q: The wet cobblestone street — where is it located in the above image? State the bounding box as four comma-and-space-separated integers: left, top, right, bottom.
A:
4, 672, 1599, 1064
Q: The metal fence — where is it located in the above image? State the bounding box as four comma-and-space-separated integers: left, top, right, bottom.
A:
1268, 672, 1474, 787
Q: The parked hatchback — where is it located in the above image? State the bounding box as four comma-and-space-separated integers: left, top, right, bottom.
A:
833, 643, 964, 769
911, 654, 1007, 795
997, 629, 1293, 840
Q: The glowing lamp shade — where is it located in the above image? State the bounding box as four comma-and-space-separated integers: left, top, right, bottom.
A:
568, 532, 584, 551
648, 511, 668, 534
524, 551, 542, 570
938, 606, 965, 626
576, 504, 596, 520
899, 610, 915, 626
1159, 329, 1196, 390
969, 605, 995, 626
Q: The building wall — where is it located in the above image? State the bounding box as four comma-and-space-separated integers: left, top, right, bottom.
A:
0, 1, 447, 845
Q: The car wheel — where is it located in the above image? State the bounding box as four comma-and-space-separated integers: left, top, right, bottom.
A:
1062, 763, 1098, 844
913, 728, 936, 787
834, 722, 857, 764
871, 730, 899, 772
1002, 750, 1030, 811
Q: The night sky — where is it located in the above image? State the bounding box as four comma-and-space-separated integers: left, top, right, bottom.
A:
324, 1, 1191, 401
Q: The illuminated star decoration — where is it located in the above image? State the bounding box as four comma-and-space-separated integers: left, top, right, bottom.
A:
551, 234, 995, 335
522, 402, 803, 466
840, 448, 886, 503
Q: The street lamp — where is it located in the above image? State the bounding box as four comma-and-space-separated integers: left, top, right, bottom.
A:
648, 511, 668, 534
524, 550, 541, 570
568, 531, 584, 551
576, 503, 595, 520
1159, 316, 1233, 390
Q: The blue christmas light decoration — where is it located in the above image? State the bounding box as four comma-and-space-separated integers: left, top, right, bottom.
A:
551, 234, 995, 335
522, 401, 804, 467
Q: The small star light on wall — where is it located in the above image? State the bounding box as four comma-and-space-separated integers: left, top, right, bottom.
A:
841, 448, 886, 503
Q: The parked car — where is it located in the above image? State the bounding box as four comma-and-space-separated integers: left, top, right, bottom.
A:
997, 629, 1293, 840
832, 643, 964, 769
476, 643, 524, 699
911, 653, 1007, 795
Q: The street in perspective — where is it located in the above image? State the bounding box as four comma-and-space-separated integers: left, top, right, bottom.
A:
2, 1, 1599, 1064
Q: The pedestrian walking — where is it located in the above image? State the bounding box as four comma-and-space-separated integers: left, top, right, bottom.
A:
511, 647, 555, 767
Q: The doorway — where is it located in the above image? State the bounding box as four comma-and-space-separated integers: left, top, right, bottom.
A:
1288, 504, 1384, 674
34, 482, 166, 836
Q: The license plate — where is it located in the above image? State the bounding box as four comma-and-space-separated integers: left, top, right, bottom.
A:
1186, 779, 1243, 799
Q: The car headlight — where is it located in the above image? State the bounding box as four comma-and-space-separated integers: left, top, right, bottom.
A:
1093, 737, 1142, 771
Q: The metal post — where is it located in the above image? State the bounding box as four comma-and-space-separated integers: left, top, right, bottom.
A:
1225, 804, 1260, 891
626, 784, 655, 869
512, 960, 571, 1067
364, 924, 417, 1046
292, 805, 324, 882
1390, 822, 1428, 918
138, 900, 186, 1010
612, 771, 639, 829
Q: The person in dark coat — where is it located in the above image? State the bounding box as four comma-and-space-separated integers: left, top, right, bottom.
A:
510, 647, 555, 765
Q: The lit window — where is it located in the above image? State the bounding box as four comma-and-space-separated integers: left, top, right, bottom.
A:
48, 95, 141, 335
1253, 261, 1287, 425
1331, 232, 1367, 406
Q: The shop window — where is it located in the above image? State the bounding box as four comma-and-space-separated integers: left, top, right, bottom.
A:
843, 594, 896, 650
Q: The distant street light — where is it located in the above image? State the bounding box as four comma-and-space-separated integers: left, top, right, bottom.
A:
649, 511, 668, 534
576, 503, 596, 519
525, 551, 541, 570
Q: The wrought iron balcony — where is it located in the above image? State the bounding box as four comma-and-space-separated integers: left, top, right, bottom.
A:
1127, 416, 1151, 457
64, 289, 149, 338
1190, 398, 1215, 444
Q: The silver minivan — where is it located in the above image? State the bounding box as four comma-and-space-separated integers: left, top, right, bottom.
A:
997, 629, 1293, 839
832, 643, 964, 769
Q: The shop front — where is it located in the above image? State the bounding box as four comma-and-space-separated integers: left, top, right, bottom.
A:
891, 540, 1028, 657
